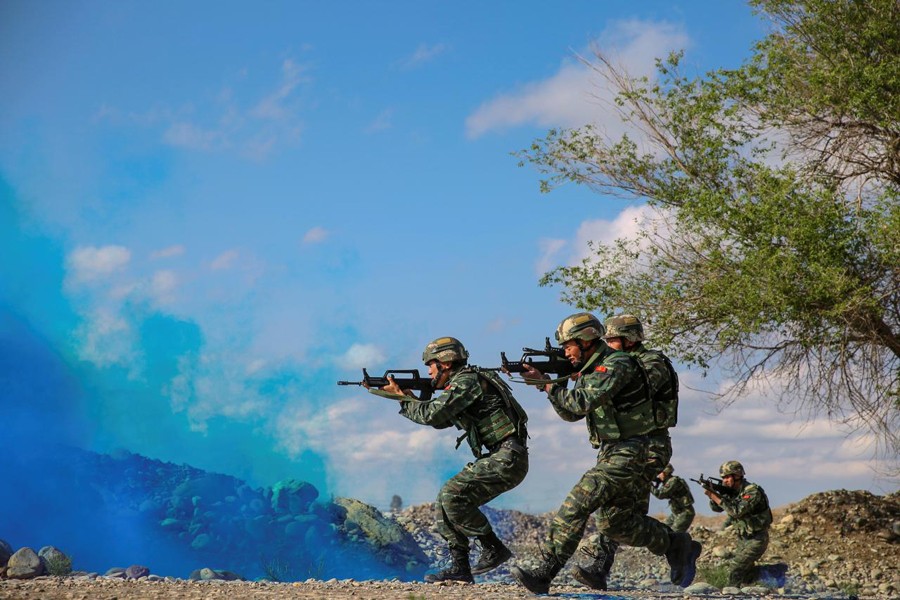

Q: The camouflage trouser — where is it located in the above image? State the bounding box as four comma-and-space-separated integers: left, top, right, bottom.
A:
640, 432, 673, 513
540, 437, 647, 566
665, 507, 695, 532
436, 440, 528, 551
580, 432, 674, 569
727, 530, 769, 586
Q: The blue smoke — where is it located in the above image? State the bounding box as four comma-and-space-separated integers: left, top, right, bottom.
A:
1, 179, 413, 580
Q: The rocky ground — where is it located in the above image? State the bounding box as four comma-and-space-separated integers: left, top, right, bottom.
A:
1, 489, 897, 599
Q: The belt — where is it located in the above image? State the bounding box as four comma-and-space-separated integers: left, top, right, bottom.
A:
488, 436, 527, 455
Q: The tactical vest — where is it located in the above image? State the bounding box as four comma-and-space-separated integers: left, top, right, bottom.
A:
633, 347, 679, 429
584, 350, 656, 445
733, 482, 773, 537
451, 367, 528, 458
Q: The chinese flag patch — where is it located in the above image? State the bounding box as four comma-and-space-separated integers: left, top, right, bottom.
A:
742, 494, 751, 500
595, 366, 607, 373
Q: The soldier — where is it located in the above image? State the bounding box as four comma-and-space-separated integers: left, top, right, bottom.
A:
379, 337, 529, 583
706, 460, 773, 587
652, 464, 696, 532
573, 314, 682, 591
509, 313, 700, 595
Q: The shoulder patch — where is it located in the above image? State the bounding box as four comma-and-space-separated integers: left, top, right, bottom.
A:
595, 365, 607, 373
742, 494, 752, 500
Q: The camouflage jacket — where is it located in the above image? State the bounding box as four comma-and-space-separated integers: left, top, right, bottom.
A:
546, 346, 654, 446
652, 475, 695, 512
399, 368, 524, 457
710, 479, 773, 537
630, 344, 678, 430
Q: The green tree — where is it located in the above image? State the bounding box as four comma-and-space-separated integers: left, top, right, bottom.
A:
521, 0, 899, 456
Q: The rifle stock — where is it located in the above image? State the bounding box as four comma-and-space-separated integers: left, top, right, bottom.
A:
337, 368, 434, 401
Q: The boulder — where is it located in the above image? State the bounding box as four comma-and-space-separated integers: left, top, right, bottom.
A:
332, 497, 429, 574
7, 547, 44, 579
125, 564, 150, 579
270, 479, 319, 515
0, 539, 12, 567
38, 546, 72, 575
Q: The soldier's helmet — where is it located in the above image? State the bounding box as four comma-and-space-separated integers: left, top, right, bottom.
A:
422, 337, 469, 365
555, 313, 605, 344
602, 314, 644, 342
662, 463, 674, 476
719, 460, 745, 478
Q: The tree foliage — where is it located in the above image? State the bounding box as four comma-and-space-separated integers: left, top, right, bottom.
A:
521, 0, 900, 455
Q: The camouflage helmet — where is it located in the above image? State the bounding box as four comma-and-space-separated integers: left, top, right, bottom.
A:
662, 463, 674, 476
555, 312, 604, 344
602, 314, 644, 342
719, 460, 745, 478
422, 337, 469, 365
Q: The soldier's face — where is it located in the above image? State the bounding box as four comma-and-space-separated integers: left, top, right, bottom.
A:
427, 360, 452, 387
723, 474, 740, 489
562, 340, 584, 365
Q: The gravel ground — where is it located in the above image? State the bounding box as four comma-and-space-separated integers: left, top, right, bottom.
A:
0, 577, 692, 600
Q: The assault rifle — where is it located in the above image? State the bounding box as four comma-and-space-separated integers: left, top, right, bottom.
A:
496, 337, 577, 379
337, 369, 433, 401
691, 474, 736, 497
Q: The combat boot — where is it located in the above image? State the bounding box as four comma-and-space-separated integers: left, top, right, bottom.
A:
471, 531, 513, 575
510, 551, 563, 595
572, 547, 613, 591
424, 546, 473, 583
664, 532, 702, 587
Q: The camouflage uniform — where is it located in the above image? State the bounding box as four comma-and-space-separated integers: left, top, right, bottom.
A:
710, 475, 773, 586
399, 367, 529, 555
538, 345, 674, 565
652, 474, 695, 532
577, 340, 680, 583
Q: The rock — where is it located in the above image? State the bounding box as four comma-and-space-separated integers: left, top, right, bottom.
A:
104, 567, 127, 578
7, 547, 44, 579
332, 497, 429, 576
38, 546, 72, 575
191, 533, 212, 550
125, 564, 150, 579
270, 479, 319, 514
685, 581, 720, 594
0, 539, 12, 567
190, 567, 242, 581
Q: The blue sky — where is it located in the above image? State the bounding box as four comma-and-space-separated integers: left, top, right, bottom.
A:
1, 0, 893, 516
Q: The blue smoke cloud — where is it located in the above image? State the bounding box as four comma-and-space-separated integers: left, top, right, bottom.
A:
0, 178, 367, 578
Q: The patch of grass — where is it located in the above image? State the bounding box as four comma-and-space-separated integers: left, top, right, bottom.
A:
697, 564, 730, 589
44, 552, 73, 576
838, 582, 860, 596
260, 557, 299, 582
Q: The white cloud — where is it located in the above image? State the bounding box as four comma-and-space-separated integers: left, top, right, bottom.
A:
150, 244, 185, 259
102, 57, 310, 160
66, 245, 131, 284
400, 42, 449, 69
538, 204, 661, 274
210, 249, 239, 271
364, 109, 394, 134
466, 19, 689, 138
149, 269, 178, 305
163, 122, 223, 151
74, 309, 138, 370
302, 226, 329, 244
251, 58, 310, 120
338, 343, 386, 369
535, 238, 567, 275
